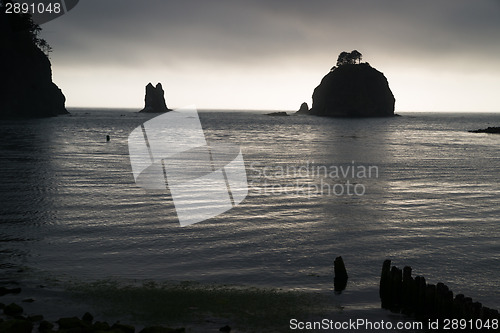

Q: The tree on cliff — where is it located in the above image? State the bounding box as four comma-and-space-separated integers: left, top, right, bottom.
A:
1, 0, 52, 55
0, 0, 66, 118
336, 51, 351, 66
350, 50, 362, 64
336, 50, 363, 66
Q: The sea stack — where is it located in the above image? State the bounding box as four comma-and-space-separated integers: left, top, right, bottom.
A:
0, 7, 67, 118
140, 82, 171, 113
296, 102, 309, 114
308, 50, 395, 117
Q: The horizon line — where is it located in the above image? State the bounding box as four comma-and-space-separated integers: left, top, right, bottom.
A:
65, 107, 500, 114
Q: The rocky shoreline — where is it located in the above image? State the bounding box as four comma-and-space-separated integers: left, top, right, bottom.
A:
1, 301, 187, 333
0, 280, 328, 333
0, 285, 219, 333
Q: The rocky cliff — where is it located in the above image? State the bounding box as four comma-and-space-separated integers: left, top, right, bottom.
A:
140, 83, 171, 113
309, 62, 395, 117
0, 7, 67, 118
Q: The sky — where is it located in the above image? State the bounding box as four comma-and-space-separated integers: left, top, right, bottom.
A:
41, 0, 500, 111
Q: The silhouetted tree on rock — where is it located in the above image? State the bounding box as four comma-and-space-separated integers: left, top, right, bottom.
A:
336, 50, 363, 66
350, 50, 362, 64
0, 0, 67, 118
2, 0, 52, 55
336, 51, 351, 66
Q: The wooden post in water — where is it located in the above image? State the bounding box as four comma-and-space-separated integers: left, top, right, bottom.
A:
414, 275, 426, 319
436, 282, 453, 319
390, 266, 402, 313
401, 266, 414, 315
379, 260, 500, 324
424, 284, 437, 319
334, 256, 348, 293
379, 259, 392, 309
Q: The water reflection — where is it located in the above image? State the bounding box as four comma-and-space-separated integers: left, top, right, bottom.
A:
1, 111, 499, 310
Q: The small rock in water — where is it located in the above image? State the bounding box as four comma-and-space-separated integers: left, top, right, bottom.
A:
27, 314, 44, 322
0, 318, 33, 333
0, 287, 21, 296
56, 317, 87, 330
266, 111, 288, 116
297, 102, 309, 114
139, 326, 186, 333
220, 324, 232, 332
93, 321, 111, 331
39, 320, 54, 332
82, 312, 94, 324
112, 322, 135, 333
4, 303, 24, 316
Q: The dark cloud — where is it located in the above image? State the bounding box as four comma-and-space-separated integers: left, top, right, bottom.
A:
43, 0, 500, 70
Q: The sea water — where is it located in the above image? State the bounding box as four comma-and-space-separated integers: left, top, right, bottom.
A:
1, 109, 499, 318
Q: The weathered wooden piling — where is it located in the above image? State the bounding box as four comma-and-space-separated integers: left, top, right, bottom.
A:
379, 260, 500, 325
401, 266, 414, 315
436, 282, 453, 319
414, 275, 426, 318
424, 284, 437, 319
379, 259, 392, 308
334, 256, 348, 293
453, 294, 466, 319
390, 266, 403, 312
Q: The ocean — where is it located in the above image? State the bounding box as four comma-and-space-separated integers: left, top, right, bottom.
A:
1, 109, 499, 324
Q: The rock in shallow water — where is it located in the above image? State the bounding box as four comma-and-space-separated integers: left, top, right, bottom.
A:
139, 326, 186, 333
266, 111, 288, 116
3, 303, 23, 316
469, 126, 500, 134
0, 319, 33, 333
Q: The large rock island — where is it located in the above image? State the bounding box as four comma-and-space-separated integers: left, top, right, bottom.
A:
307, 51, 395, 117
140, 83, 171, 113
0, 4, 67, 118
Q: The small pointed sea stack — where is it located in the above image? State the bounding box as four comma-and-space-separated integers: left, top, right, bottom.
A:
296, 102, 309, 114
334, 256, 348, 293
140, 82, 171, 113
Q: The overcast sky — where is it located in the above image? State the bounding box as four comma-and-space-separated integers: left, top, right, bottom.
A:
42, 0, 500, 111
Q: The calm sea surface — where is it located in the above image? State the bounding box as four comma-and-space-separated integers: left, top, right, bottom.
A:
1, 110, 499, 316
